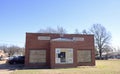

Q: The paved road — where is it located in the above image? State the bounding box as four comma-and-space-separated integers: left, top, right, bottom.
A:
0, 61, 24, 74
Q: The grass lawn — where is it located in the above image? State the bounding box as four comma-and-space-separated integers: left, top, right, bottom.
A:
11, 60, 120, 74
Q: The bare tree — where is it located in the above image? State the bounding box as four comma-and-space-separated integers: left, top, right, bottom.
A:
90, 24, 111, 59
38, 27, 57, 33
103, 45, 113, 53
82, 29, 89, 34
19, 47, 25, 56
74, 29, 80, 34
56, 26, 66, 37
38, 26, 67, 37
8, 46, 18, 56
57, 26, 66, 33
0, 45, 8, 53
95, 46, 99, 56
103, 45, 113, 59
0, 45, 25, 57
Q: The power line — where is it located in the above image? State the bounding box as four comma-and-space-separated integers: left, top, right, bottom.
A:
0, 40, 24, 43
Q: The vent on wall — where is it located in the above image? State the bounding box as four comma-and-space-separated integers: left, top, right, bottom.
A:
38, 36, 50, 40
73, 37, 84, 41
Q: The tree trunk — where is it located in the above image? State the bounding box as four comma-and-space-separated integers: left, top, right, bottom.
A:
99, 48, 102, 60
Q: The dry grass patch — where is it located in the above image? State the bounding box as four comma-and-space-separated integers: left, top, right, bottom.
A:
11, 60, 120, 74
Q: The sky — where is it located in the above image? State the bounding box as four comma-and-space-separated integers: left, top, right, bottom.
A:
0, 0, 120, 48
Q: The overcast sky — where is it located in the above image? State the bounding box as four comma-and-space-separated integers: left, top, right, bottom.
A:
0, 0, 120, 48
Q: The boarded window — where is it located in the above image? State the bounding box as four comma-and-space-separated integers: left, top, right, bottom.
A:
77, 50, 91, 62
29, 50, 46, 63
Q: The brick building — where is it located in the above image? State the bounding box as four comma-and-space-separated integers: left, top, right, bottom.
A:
25, 33, 95, 68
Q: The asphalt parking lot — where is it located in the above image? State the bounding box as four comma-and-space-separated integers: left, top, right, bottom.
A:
0, 60, 24, 74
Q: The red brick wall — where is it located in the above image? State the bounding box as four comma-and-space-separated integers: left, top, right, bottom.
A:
25, 33, 95, 68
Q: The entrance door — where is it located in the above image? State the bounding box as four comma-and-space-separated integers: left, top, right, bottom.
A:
55, 48, 73, 64
58, 52, 66, 62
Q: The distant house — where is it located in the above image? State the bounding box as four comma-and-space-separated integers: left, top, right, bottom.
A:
0, 50, 5, 57
107, 52, 120, 59
25, 33, 95, 68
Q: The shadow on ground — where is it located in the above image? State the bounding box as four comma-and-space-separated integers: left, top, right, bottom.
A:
0, 61, 24, 71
